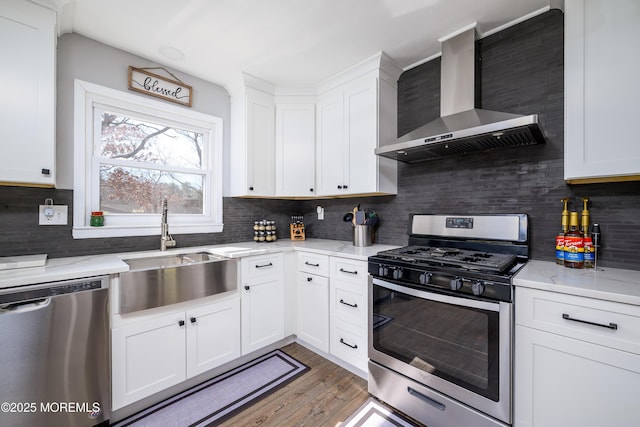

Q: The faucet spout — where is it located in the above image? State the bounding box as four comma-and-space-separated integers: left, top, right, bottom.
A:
160, 199, 176, 251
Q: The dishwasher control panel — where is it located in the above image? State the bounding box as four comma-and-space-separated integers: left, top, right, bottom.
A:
0, 276, 108, 305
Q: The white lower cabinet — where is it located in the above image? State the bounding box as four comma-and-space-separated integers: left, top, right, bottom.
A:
329, 257, 369, 372
186, 301, 241, 378
515, 287, 640, 426
240, 253, 285, 354
297, 271, 329, 352
112, 296, 240, 410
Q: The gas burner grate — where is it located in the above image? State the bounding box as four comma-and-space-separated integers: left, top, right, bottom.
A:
378, 246, 517, 273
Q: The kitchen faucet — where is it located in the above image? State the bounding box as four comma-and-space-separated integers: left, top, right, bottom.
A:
160, 199, 176, 251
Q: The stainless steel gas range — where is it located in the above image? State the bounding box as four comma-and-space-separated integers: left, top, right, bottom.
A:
368, 213, 529, 427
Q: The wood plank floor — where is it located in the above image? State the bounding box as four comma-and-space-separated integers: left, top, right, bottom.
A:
217, 343, 369, 427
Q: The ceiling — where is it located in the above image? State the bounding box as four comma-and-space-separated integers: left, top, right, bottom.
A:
52, 0, 555, 91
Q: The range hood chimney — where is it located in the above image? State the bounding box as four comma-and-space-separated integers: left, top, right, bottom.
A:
376, 25, 545, 163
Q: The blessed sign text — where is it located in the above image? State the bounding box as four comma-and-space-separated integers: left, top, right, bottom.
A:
128, 66, 193, 107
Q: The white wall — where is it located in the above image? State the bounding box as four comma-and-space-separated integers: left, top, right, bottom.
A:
55, 33, 231, 190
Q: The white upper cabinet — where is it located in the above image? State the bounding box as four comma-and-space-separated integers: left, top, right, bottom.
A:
316, 55, 400, 197
230, 53, 400, 198
275, 100, 316, 197
230, 76, 276, 197
0, 0, 56, 187
564, 0, 640, 183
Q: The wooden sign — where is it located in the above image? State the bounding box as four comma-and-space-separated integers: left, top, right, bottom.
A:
128, 66, 193, 107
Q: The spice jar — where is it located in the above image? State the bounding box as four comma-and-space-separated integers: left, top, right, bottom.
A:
90, 211, 104, 227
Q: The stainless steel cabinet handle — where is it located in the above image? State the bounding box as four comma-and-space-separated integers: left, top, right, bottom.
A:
255, 262, 273, 269
339, 299, 357, 308
339, 268, 357, 275
304, 261, 320, 267
339, 338, 357, 349
562, 313, 618, 330
407, 387, 446, 411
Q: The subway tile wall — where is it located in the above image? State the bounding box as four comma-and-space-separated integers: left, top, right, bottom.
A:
1, 10, 639, 270
302, 9, 640, 271
0, 187, 300, 258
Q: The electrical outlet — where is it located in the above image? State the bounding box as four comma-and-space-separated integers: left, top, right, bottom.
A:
39, 205, 68, 225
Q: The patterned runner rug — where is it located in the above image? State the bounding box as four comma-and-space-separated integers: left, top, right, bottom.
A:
341, 397, 424, 427
112, 349, 308, 427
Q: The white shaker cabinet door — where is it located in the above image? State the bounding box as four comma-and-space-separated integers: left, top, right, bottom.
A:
275, 103, 316, 197
343, 76, 378, 195
515, 325, 640, 427
0, 0, 56, 186
296, 272, 329, 352
186, 297, 241, 378
316, 89, 346, 195
564, 0, 640, 183
112, 313, 186, 410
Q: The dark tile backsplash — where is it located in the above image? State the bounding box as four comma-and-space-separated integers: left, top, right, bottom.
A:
1, 10, 639, 270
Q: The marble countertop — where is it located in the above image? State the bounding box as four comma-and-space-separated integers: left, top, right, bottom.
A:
514, 260, 640, 305
0, 239, 399, 290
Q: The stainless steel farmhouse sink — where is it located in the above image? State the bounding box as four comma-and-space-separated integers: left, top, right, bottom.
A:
119, 252, 237, 314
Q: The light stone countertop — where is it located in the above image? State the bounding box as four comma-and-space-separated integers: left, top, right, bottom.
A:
514, 260, 640, 306
0, 239, 400, 289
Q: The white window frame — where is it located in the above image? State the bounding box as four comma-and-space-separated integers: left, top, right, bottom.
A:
73, 79, 223, 239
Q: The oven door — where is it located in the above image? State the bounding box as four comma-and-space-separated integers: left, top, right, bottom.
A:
368, 277, 512, 424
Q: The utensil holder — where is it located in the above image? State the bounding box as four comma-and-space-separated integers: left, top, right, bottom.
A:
353, 225, 373, 247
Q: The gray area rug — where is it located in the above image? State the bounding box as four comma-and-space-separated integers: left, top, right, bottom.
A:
341, 397, 422, 427
112, 349, 308, 427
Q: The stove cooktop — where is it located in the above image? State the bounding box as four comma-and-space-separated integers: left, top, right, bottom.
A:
376, 245, 517, 273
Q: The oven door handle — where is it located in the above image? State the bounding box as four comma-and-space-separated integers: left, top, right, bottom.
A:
372, 277, 500, 312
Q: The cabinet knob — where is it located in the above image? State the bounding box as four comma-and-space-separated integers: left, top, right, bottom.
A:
337, 185, 342, 189
309, 188, 313, 192
244, 285, 250, 291
190, 317, 197, 324
343, 185, 348, 189
307, 277, 312, 282
249, 186, 254, 191
178, 320, 185, 327
41, 168, 51, 176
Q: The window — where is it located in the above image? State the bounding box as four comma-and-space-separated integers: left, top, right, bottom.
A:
73, 80, 223, 238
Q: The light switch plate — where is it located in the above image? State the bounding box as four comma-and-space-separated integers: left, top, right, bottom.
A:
39, 205, 68, 225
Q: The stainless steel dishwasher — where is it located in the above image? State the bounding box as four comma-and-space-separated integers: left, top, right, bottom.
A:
0, 276, 110, 427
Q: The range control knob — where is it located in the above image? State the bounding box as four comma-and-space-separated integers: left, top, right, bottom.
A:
392, 268, 404, 280
419, 272, 432, 285
471, 281, 486, 296
378, 265, 388, 277
449, 277, 463, 291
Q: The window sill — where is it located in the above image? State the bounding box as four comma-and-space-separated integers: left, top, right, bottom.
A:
73, 224, 224, 239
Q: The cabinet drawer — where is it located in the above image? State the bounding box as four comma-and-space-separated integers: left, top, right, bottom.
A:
330, 319, 367, 372
243, 253, 283, 280
330, 257, 367, 284
298, 252, 329, 276
516, 287, 640, 355
331, 282, 366, 327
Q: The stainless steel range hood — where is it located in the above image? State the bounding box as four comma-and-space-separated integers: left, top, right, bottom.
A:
376, 25, 545, 163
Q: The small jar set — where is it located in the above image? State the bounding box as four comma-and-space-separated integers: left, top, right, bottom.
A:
253, 220, 277, 242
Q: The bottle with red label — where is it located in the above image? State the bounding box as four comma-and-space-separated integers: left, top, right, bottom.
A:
564, 211, 584, 269
556, 198, 569, 265
581, 197, 594, 268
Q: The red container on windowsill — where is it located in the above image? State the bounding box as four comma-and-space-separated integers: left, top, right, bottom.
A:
90, 211, 104, 227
